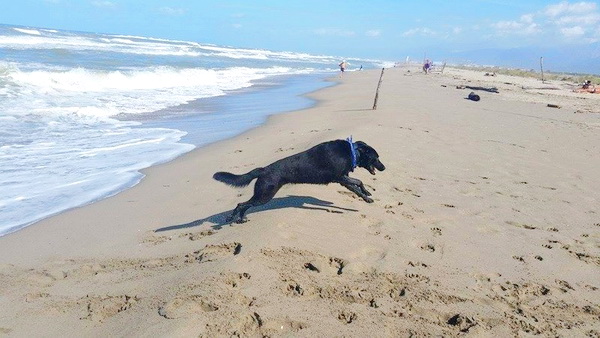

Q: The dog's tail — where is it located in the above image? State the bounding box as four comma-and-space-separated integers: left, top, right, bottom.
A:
213, 168, 264, 187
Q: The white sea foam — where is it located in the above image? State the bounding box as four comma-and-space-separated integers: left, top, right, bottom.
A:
0, 114, 195, 236
2, 64, 299, 118
12, 27, 41, 35
1, 28, 341, 62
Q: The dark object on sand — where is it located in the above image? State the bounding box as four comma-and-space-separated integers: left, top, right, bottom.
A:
213, 138, 386, 223
468, 92, 480, 101
547, 104, 561, 109
465, 86, 499, 93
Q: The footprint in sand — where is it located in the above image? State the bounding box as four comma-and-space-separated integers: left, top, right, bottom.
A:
384, 204, 395, 214
555, 279, 575, 292
337, 310, 358, 324
506, 221, 537, 230
303, 262, 320, 273
180, 230, 215, 241
223, 272, 252, 288
420, 244, 436, 252
142, 232, 172, 245
81, 295, 139, 322
261, 247, 347, 276
185, 242, 242, 263
337, 190, 359, 200
392, 186, 421, 198
329, 257, 347, 275
431, 227, 442, 236
158, 295, 219, 319
408, 261, 429, 268
143, 230, 215, 245
447, 314, 477, 333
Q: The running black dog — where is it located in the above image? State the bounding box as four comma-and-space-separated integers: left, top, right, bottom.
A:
213, 138, 385, 223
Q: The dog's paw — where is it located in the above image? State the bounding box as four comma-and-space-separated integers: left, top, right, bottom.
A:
235, 217, 248, 224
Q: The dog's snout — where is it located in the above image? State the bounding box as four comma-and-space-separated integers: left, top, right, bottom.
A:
376, 161, 386, 171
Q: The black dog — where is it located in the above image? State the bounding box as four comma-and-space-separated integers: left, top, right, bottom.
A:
213, 138, 385, 223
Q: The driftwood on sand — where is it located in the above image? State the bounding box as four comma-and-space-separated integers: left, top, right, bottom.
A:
465, 86, 499, 93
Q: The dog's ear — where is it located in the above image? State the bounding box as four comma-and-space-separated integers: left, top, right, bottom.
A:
355, 141, 379, 159
354, 141, 368, 149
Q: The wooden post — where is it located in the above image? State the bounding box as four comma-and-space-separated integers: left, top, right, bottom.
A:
540, 57, 544, 83
372, 68, 385, 110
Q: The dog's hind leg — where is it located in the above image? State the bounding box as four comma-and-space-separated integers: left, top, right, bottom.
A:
228, 177, 281, 223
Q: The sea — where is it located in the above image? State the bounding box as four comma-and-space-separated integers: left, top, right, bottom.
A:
0, 24, 390, 236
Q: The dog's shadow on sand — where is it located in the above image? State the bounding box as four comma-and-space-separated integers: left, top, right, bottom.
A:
155, 195, 359, 232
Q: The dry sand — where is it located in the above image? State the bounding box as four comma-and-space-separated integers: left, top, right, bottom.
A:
1, 66, 599, 337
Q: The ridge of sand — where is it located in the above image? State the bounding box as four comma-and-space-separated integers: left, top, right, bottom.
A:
0, 67, 599, 337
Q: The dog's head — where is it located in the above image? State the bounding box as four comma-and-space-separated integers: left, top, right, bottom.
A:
355, 141, 386, 175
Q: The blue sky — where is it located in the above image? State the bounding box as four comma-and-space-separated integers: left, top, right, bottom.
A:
2, 1, 600, 72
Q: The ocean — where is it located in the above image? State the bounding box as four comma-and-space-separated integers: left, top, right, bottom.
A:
0, 24, 389, 236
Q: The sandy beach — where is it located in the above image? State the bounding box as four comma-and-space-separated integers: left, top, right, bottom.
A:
1, 66, 599, 336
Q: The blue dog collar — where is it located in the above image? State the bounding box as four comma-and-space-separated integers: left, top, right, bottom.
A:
347, 136, 357, 171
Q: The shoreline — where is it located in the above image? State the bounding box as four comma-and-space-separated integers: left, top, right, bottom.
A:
1, 67, 598, 336
0, 70, 347, 263
0, 72, 334, 238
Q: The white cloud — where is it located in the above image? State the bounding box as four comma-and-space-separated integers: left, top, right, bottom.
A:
313, 28, 355, 37
365, 29, 381, 37
545, 1, 597, 17
555, 12, 600, 25
561, 25, 585, 36
491, 16, 541, 36
402, 27, 436, 37
540, 1, 600, 40
521, 14, 534, 24
159, 7, 185, 16
493, 20, 523, 30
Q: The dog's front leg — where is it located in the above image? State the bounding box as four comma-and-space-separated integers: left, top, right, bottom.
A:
339, 181, 373, 203
343, 176, 372, 196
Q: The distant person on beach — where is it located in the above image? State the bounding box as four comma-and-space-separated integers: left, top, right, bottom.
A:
422, 59, 431, 74
339, 60, 347, 76
575, 80, 597, 93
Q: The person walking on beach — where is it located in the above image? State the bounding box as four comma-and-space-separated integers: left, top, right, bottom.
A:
423, 59, 431, 74
339, 60, 347, 77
